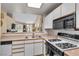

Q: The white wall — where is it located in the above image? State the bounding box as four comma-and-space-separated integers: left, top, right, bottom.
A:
13, 13, 38, 24
45, 29, 79, 36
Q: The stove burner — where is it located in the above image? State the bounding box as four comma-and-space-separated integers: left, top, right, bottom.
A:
48, 39, 61, 42
56, 43, 77, 49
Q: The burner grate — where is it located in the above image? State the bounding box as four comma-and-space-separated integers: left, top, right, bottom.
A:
56, 43, 77, 49
48, 39, 61, 42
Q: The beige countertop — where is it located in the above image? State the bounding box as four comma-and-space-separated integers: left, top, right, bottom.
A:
1, 36, 26, 41
64, 48, 79, 56
1, 32, 47, 41
1, 35, 55, 41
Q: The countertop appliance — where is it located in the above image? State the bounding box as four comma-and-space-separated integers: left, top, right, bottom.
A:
45, 33, 79, 56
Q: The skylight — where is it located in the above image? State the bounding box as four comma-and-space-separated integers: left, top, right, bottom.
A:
28, 3, 42, 8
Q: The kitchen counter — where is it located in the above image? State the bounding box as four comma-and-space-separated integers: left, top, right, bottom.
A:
64, 48, 79, 56
1, 33, 79, 56
1, 32, 47, 41
1, 36, 26, 41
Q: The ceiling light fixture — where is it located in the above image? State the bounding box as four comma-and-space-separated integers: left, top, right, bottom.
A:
28, 3, 42, 8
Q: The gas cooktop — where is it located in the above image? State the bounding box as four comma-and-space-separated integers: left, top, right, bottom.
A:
55, 43, 77, 49
47, 38, 79, 51
48, 39, 61, 42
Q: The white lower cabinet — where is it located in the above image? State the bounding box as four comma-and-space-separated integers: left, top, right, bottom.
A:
25, 43, 34, 56
0, 39, 44, 56
25, 39, 44, 56
1, 44, 12, 56
33, 43, 43, 56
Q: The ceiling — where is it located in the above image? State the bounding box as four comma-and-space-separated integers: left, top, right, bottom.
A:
1, 3, 61, 15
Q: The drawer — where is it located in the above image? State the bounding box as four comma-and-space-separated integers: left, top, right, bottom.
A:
12, 48, 24, 53
12, 44, 24, 49
12, 40, 25, 45
12, 52, 24, 56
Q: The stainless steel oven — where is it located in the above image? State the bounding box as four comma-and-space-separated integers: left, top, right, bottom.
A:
45, 40, 64, 56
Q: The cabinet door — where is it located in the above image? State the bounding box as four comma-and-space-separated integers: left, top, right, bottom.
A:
25, 43, 33, 56
1, 44, 12, 56
62, 3, 75, 16
44, 14, 53, 28
76, 3, 79, 30
44, 5, 62, 29
33, 43, 43, 56
53, 5, 62, 19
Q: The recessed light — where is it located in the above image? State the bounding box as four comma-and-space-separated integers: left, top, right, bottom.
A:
28, 3, 42, 8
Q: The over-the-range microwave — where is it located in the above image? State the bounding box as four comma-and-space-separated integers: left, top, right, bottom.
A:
53, 13, 75, 29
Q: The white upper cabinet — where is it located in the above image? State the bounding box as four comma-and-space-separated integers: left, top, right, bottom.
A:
44, 5, 61, 29
44, 14, 53, 28
53, 5, 62, 19
76, 3, 79, 30
61, 3, 75, 16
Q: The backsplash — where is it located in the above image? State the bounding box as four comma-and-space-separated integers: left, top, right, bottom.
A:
46, 29, 79, 36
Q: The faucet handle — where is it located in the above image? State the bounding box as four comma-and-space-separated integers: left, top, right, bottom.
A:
39, 36, 41, 38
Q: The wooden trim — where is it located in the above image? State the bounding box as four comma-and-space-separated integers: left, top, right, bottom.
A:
12, 40, 25, 45
25, 41, 43, 44
33, 41, 43, 44
34, 54, 44, 56
25, 42, 33, 44
12, 51, 24, 54
26, 39, 43, 40
12, 47, 24, 50
53, 12, 75, 21
12, 39, 25, 41
64, 53, 69, 56
12, 43, 25, 45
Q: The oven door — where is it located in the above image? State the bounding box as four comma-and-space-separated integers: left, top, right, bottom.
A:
45, 41, 58, 56
45, 41, 50, 55
45, 41, 64, 56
